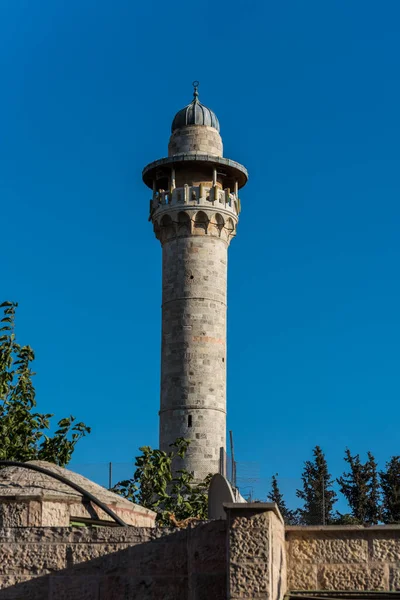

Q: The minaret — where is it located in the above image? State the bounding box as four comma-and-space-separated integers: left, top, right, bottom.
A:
142, 82, 248, 480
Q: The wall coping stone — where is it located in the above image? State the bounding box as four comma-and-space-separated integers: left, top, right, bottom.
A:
223, 502, 284, 525
286, 525, 400, 532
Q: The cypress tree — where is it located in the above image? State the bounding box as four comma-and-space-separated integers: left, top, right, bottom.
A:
380, 456, 400, 524
337, 449, 380, 524
296, 446, 337, 525
267, 474, 298, 525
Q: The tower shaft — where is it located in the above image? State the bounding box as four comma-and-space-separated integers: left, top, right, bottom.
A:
142, 84, 247, 480
161, 233, 227, 479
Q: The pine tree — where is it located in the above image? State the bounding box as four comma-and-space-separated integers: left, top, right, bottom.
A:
267, 474, 298, 525
380, 456, 400, 524
337, 449, 380, 524
296, 446, 337, 525
365, 452, 381, 524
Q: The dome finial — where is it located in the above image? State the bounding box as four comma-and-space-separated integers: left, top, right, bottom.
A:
192, 80, 199, 100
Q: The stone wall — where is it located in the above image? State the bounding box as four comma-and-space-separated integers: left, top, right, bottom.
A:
168, 125, 223, 157
286, 525, 400, 592
0, 521, 227, 599
225, 503, 287, 600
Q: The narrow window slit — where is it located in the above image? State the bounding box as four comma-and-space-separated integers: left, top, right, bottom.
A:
188, 415, 192, 427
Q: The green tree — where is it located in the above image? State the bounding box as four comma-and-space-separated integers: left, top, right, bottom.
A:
112, 438, 211, 526
337, 450, 380, 524
296, 446, 337, 525
267, 474, 298, 525
0, 301, 90, 466
380, 456, 400, 524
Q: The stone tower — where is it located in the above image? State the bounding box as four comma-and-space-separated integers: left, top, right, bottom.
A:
142, 83, 248, 480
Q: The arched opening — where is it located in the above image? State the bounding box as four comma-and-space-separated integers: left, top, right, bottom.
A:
160, 214, 175, 241
177, 211, 191, 236
194, 211, 208, 235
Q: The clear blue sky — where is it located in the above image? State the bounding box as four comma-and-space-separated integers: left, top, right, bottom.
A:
2, 0, 400, 499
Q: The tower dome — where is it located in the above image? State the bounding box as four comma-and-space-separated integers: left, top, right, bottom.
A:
171, 82, 220, 133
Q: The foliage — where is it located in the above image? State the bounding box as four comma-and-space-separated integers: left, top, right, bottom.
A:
337, 450, 381, 524
112, 438, 212, 526
296, 446, 337, 525
0, 301, 90, 466
267, 474, 298, 525
380, 456, 400, 524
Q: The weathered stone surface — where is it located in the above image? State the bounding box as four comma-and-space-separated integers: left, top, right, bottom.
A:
319, 565, 387, 591
271, 515, 287, 600
230, 527, 269, 560
230, 509, 271, 530
98, 575, 188, 600
372, 538, 400, 562
0, 523, 227, 599
288, 564, 317, 590
190, 573, 227, 600
168, 125, 223, 158
0, 503, 28, 527
66, 544, 130, 572
42, 502, 69, 527
0, 574, 49, 599
290, 536, 368, 564
49, 575, 99, 599
0, 462, 156, 527
389, 566, 400, 590
0, 543, 65, 574
230, 561, 269, 597
189, 521, 227, 574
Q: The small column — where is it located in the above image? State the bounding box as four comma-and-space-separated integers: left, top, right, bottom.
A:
171, 167, 176, 190
213, 167, 217, 185
152, 179, 157, 201
224, 503, 287, 600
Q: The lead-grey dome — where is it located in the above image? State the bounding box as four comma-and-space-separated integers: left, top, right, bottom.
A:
171, 83, 220, 133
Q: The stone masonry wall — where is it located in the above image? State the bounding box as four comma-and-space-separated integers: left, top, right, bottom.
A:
225, 503, 287, 600
0, 521, 227, 600
168, 125, 223, 157
286, 526, 400, 592
160, 234, 228, 480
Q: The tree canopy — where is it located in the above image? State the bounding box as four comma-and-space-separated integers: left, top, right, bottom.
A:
112, 438, 211, 526
0, 301, 90, 466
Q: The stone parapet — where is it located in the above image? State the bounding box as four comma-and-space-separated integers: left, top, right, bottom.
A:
225, 503, 287, 600
286, 525, 400, 592
0, 521, 227, 599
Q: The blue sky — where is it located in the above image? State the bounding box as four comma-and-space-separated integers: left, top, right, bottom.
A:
2, 0, 400, 502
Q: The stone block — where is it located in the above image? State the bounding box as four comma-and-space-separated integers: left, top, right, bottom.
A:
290, 536, 368, 564
49, 575, 99, 599
230, 561, 269, 598
189, 573, 227, 600
229, 509, 271, 530
389, 566, 400, 590
65, 543, 130, 573
129, 537, 187, 576
0, 503, 29, 527
0, 574, 49, 599
319, 565, 387, 591
230, 527, 269, 561
189, 521, 227, 574
372, 537, 400, 562
98, 575, 188, 600
42, 501, 70, 527
288, 564, 317, 590
0, 543, 65, 574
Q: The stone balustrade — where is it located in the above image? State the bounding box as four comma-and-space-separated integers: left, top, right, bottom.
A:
150, 184, 240, 217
